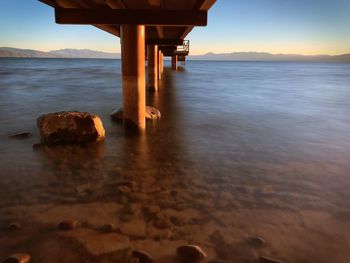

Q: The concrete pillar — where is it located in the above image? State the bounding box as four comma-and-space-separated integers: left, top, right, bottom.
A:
147, 45, 158, 91
120, 25, 146, 130
158, 50, 162, 80
160, 52, 164, 75
171, 55, 178, 70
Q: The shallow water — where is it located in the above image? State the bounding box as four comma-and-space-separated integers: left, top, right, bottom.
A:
0, 58, 350, 262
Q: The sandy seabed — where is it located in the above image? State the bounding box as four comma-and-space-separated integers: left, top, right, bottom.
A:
1, 142, 349, 263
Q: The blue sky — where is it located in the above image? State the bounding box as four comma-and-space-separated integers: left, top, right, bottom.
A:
0, 0, 349, 55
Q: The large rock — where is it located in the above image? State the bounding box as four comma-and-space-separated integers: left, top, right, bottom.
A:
37, 111, 105, 144
110, 106, 161, 122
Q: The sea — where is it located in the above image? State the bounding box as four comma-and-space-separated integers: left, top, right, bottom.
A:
0, 58, 350, 262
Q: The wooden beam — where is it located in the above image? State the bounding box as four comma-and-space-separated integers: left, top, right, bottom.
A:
180, 0, 217, 40
148, 0, 161, 8
39, 0, 56, 7
95, 25, 120, 36
105, 0, 126, 9
180, 27, 193, 39
39, 1, 120, 36
55, 8, 207, 26
156, 26, 164, 39
194, 0, 217, 10
146, 39, 183, 45
159, 46, 177, 51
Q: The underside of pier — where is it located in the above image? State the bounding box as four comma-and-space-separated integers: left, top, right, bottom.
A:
39, 0, 216, 129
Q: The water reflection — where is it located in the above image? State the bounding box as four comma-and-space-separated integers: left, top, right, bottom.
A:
0, 59, 350, 262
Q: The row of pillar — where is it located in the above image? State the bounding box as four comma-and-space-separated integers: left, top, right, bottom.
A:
120, 25, 178, 130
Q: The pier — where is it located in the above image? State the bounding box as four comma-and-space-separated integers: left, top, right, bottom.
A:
39, 0, 216, 130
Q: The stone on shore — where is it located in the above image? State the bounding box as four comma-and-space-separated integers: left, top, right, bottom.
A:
37, 111, 105, 144
3, 253, 31, 263
110, 106, 161, 122
176, 245, 207, 263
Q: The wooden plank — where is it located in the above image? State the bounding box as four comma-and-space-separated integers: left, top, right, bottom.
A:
146, 39, 184, 45
55, 8, 207, 26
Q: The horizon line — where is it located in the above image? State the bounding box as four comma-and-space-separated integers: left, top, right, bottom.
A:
1, 46, 350, 57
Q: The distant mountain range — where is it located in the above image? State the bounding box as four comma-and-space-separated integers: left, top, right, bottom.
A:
1, 47, 350, 62
0, 47, 120, 59
190, 51, 350, 62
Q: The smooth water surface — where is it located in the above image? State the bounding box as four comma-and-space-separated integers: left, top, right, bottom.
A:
0, 58, 350, 262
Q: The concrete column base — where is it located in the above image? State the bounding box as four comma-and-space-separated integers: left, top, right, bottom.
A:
147, 45, 158, 91
120, 24, 146, 130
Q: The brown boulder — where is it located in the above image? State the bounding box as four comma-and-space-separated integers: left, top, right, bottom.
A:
37, 111, 105, 144
110, 106, 161, 122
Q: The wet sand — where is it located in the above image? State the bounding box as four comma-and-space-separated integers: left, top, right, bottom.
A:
1, 59, 350, 262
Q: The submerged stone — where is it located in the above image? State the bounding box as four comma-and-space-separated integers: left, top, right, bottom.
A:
3, 253, 31, 263
176, 245, 207, 263
58, 219, 80, 231
37, 111, 105, 144
260, 256, 286, 263
9, 132, 31, 139
7, 222, 22, 231
145, 106, 161, 120
110, 108, 123, 122
131, 250, 153, 263
99, 223, 117, 233
247, 236, 266, 247
110, 106, 161, 122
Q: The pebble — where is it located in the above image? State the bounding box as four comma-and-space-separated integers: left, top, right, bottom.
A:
131, 250, 153, 263
117, 185, 132, 194
247, 236, 266, 247
3, 253, 31, 263
176, 245, 207, 263
260, 256, 286, 263
58, 219, 80, 231
7, 222, 22, 230
9, 132, 31, 139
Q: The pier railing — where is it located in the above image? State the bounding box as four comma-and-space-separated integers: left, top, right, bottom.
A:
177, 40, 190, 53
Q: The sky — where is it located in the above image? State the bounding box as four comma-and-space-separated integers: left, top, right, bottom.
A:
0, 0, 350, 55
